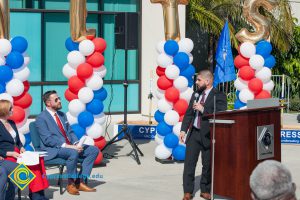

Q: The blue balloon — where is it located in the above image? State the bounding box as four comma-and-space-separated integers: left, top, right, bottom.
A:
154, 110, 165, 123
0, 65, 13, 83
264, 55, 276, 69
173, 145, 186, 161
0, 83, 5, 93
163, 133, 179, 148
11, 36, 28, 53
6, 51, 24, 69
93, 87, 108, 101
188, 79, 194, 87
86, 99, 104, 115
24, 133, 31, 146
236, 90, 240, 98
256, 40, 272, 58
25, 144, 34, 151
65, 37, 79, 51
78, 111, 94, 128
180, 64, 196, 78
164, 40, 179, 56
157, 121, 172, 136
71, 124, 85, 139
234, 98, 246, 109
174, 52, 189, 70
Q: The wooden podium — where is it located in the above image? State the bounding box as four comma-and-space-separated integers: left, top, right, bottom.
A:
208, 106, 281, 200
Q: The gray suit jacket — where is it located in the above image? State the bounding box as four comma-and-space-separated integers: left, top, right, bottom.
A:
35, 110, 78, 160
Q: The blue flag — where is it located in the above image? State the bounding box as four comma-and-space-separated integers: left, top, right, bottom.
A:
213, 20, 236, 87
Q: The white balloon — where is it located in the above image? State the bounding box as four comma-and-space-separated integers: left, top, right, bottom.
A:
156, 40, 165, 54
234, 78, 249, 91
188, 53, 193, 64
66, 112, 78, 125
178, 38, 194, 53
24, 108, 30, 118
6, 79, 24, 97
19, 133, 26, 146
23, 56, 30, 66
79, 40, 95, 56
86, 123, 103, 139
174, 76, 188, 91
240, 42, 256, 58
94, 112, 106, 125
249, 55, 264, 70
67, 51, 85, 69
16, 118, 27, 130
0, 39, 12, 56
13, 66, 30, 82
155, 89, 165, 100
164, 110, 180, 126
155, 143, 172, 159
78, 87, 94, 104
157, 98, 173, 113
255, 67, 272, 83
0, 93, 13, 103
157, 53, 173, 68
180, 87, 194, 102
94, 65, 107, 78
155, 134, 164, 145
62, 63, 76, 78
68, 99, 86, 117
239, 88, 254, 103
0, 55, 5, 65
83, 136, 94, 146
173, 122, 182, 137
18, 120, 30, 134
86, 74, 103, 90
263, 80, 275, 91
165, 65, 180, 80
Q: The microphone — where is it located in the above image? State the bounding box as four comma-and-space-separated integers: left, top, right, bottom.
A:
194, 93, 200, 104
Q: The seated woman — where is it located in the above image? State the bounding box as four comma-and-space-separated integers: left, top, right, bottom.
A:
0, 99, 49, 200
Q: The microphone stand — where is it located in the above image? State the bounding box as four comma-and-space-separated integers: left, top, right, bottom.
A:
211, 95, 216, 200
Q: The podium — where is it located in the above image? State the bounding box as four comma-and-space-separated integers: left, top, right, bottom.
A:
208, 106, 281, 200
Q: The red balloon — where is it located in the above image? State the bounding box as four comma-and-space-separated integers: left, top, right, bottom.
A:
174, 99, 189, 115
165, 87, 180, 103
9, 106, 25, 124
13, 92, 32, 109
234, 55, 249, 69
94, 136, 106, 150
157, 75, 173, 90
93, 38, 107, 53
86, 35, 95, 40
179, 115, 184, 122
248, 78, 263, 94
255, 90, 271, 99
239, 66, 255, 81
65, 89, 78, 102
68, 76, 85, 94
77, 63, 93, 80
156, 66, 166, 77
94, 151, 103, 165
23, 81, 30, 93
86, 52, 104, 67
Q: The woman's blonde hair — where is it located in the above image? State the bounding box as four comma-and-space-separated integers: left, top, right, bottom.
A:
0, 99, 12, 118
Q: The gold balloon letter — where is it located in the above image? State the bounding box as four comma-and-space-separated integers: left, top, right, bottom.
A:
0, 0, 9, 39
150, 0, 189, 41
236, 0, 278, 44
70, 0, 95, 42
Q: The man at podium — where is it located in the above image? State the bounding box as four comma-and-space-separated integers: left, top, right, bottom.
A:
179, 70, 227, 200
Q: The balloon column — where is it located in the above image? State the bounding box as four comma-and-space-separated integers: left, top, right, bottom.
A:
63, 36, 108, 164
0, 36, 33, 150
154, 38, 195, 161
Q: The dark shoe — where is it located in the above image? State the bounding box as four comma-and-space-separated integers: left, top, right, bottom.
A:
76, 182, 96, 192
182, 193, 193, 200
200, 192, 211, 200
29, 192, 44, 200
66, 184, 80, 195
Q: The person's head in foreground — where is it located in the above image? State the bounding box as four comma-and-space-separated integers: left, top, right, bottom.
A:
250, 160, 297, 200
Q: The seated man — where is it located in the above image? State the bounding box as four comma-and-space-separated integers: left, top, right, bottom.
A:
250, 160, 297, 200
36, 90, 99, 195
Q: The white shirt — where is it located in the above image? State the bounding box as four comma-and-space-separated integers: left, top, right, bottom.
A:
193, 86, 213, 128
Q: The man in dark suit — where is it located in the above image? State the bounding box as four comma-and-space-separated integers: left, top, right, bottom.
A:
36, 90, 99, 195
179, 70, 227, 200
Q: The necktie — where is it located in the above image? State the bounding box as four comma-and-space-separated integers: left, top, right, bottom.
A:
196, 92, 206, 128
54, 113, 71, 144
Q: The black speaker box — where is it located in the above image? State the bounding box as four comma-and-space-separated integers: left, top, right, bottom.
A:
115, 13, 139, 50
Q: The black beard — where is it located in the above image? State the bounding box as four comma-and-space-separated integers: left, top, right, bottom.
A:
197, 85, 207, 94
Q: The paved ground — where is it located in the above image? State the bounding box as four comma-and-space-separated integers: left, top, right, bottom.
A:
18, 113, 300, 200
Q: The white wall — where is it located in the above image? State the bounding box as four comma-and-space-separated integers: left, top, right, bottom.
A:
140, 1, 186, 117
291, 2, 300, 25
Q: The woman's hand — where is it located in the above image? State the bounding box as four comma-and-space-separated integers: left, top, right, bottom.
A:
0, 156, 4, 160
6, 151, 21, 159
20, 147, 26, 153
